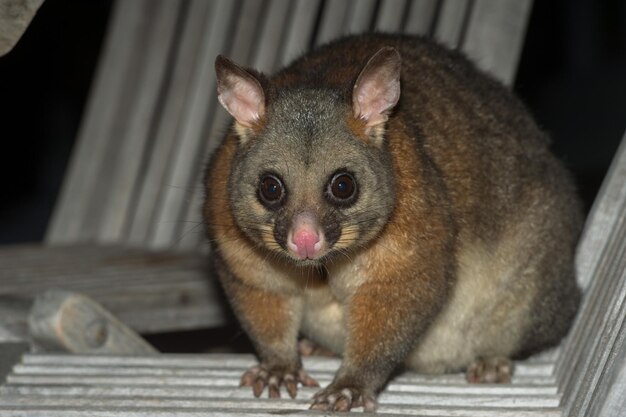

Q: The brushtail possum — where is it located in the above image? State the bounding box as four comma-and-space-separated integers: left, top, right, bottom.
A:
204, 34, 582, 411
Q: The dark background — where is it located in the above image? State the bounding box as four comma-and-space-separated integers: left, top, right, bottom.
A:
1, 0, 625, 244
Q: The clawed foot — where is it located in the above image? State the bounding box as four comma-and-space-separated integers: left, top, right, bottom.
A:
310, 383, 377, 412
466, 357, 513, 383
240, 364, 319, 399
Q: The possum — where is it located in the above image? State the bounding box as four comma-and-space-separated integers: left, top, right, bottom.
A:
203, 34, 582, 412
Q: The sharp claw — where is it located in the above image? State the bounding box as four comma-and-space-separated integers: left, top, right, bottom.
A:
252, 379, 265, 397
298, 370, 320, 387
240, 365, 260, 387
311, 385, 376, 412
334, 397, 350, 412
240, 373, 254, 387
241, 364, 315, 399
269, 384, 280, 399
309, 401, 328, 411
363, 397, 378, 412
285, 380, 297, 398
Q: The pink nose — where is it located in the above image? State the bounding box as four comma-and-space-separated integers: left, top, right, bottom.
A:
288, 212, 324, 260
292, 229, 321, 259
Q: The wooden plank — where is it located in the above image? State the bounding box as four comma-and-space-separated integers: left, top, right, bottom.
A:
433, 0, 471, 49
403, 0, 439, 35
224, 0, 267, 64
598, 352, 626, 417
50, 1, 181, 244
149, 0, 237, 249
345, 0, 378, 34
560, 264, 626, 416
46, 0, 150, 243
0, 404, 562, 417
7, 362, 556, 393
0, 394, 563, 413
126, 0, 214, 246
0, 353, 563, 415
554, 134, 626, 416
375, 0, 409, 33
314, 0, 352, 46
249, 0, 292, 73
461, 0, 533, 85
279, 0, 321, 66
0, 245, 225, 334
94, 0, 182, 244
575, 134, 626, 291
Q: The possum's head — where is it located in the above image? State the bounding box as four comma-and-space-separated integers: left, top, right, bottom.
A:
214, 48, 401, 266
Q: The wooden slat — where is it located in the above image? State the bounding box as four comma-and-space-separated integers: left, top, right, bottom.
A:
45, 0, 152, 244
404, 0, 439, 35
148, 0, 238, 250
575, 136, 626, 291
375, 0, 409, 32
50, 1, 181, 245
461, 0, 533, 85
345, 0, 378, 34
433, 0, 471, 49
224, 0, 267, 64
597, 354, 626, 417
0, 354, 562, 416
278, 0, 322, 67
94, 0, 182, 244
555, 133, 626, 416
0, 245, 226, 334
314, 0, 352, 46
126, 0, 213, 246
249, 0, 292, 73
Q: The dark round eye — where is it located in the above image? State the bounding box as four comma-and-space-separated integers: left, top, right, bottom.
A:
258, 174, 285, 207
328, 172, 357, 205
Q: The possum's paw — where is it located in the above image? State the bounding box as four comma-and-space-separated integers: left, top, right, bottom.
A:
240, 364, 319, 399
310, 383, 377, 412
466, 357, 513, 383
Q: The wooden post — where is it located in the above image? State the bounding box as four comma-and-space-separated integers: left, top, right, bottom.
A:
28, 289, 157, 354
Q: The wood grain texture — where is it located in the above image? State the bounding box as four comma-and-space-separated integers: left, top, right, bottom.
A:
0, 245, 226, 334
555, 131, 626, 417
0, 353, 562, 416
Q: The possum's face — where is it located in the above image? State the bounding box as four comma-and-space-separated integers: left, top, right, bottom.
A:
214, 48, 401, 265
228, 89, 396, 265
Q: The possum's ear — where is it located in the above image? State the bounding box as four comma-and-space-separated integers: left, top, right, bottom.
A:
352, 47, 401, 128
215, 55, 265, 130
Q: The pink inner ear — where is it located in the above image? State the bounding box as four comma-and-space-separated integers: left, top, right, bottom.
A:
353, 48, 401, 128
355, 78, 400, 127
218, 76, 264, 127
217, 70, 265, 128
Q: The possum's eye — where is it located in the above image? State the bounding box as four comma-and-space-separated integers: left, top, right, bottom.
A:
258, 174, 285, 208
327, 171, 358, 206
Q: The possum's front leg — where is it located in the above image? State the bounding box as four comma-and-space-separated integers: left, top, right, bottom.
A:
311, 250, 450, 411
219, 271, 319, 398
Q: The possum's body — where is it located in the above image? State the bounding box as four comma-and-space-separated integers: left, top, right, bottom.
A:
204, 34, 582, 411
